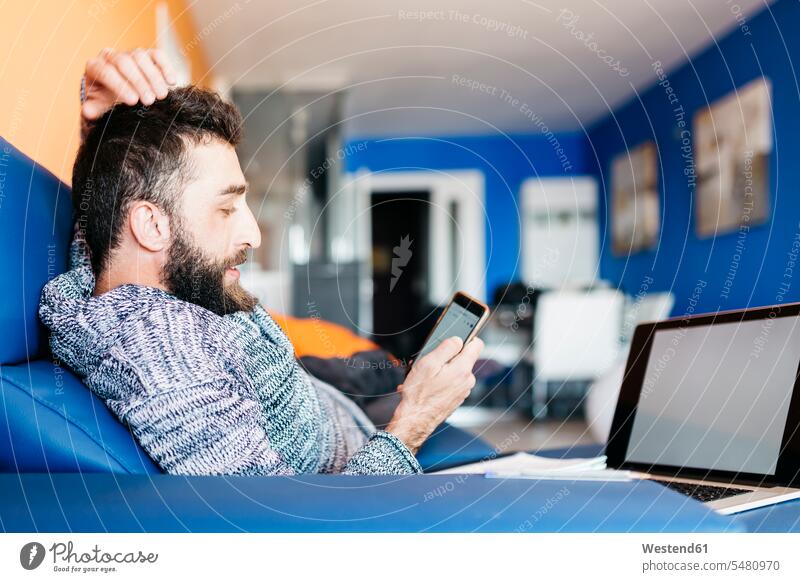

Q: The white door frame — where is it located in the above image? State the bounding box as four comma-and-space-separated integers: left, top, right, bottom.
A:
335, 169, 485, 333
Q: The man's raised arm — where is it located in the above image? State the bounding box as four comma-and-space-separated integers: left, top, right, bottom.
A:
79, 48, 177, 141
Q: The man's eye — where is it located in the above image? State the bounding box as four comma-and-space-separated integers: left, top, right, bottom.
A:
221, 207, 235, 216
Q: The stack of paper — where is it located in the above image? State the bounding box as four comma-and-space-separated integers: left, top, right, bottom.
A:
433, 452, 635, 481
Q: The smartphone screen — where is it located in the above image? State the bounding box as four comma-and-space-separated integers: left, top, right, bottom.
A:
416, 295, 486, 360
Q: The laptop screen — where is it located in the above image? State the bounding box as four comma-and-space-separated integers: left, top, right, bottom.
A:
623, 315, 800, 476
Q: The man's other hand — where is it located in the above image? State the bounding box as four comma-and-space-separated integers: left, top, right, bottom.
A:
82, 48, 177, 122
386, 336, 484, 455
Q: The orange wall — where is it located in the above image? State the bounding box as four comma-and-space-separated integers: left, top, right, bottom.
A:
0, 0, 211, 183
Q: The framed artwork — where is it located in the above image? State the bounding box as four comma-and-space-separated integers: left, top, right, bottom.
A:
693, 77, 772, 237
611, 141, 660, 255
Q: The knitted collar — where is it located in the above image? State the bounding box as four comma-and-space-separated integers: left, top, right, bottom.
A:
38, 265, 294, 376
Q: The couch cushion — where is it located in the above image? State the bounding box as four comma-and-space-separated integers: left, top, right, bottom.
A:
416, 423, 497, 471
0, 137, 74, 365
0, 360, 161, 474
0, 358, 491, 475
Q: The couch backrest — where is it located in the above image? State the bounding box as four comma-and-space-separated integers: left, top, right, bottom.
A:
0, 137, 73, 365
0, 136, 160, 474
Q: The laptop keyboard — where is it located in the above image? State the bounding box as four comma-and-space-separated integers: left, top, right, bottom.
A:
651, 479, 753, 502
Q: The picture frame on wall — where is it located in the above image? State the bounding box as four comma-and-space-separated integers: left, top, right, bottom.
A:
611, 141, 660, 256
693, 77, 772, 238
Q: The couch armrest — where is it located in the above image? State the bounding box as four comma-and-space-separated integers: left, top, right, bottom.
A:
416, 422, 497, 471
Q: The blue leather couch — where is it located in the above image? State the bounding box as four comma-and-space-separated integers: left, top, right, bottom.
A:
0, 136, 742, 532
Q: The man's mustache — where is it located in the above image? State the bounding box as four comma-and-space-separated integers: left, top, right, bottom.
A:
225, 249, 248, 269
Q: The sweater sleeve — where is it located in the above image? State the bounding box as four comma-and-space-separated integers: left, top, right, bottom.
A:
342, 430, 422, 475
111, 378, 297, 476
108, 375, 421, 476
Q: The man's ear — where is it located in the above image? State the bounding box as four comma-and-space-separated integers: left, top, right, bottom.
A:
128, 201, 171, 252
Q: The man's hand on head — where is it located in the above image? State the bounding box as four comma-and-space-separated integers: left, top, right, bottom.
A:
81, 48, 177, 124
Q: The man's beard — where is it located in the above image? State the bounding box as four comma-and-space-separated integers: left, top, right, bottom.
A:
162, 221, 258, 316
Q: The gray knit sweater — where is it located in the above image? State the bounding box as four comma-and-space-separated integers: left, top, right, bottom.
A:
38, 241, 421, 477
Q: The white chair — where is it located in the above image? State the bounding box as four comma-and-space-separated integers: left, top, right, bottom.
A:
585, 291, 675, 442
530, 288, 626, 418
620, 291, 676, 345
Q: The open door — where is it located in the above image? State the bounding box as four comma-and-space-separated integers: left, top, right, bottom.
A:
370, 191, 430, 360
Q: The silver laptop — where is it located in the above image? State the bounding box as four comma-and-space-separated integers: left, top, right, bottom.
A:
606, 303, 800, 515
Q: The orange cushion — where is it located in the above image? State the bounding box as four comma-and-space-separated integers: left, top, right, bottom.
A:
268, 310, 387, 359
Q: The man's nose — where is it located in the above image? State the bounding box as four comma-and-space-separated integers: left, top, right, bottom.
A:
241, 204, 262, 249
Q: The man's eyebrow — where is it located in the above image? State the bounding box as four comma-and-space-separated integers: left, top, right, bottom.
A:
219, 183, 248, 196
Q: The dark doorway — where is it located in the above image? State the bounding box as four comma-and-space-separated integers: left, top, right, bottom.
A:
370, 191, 432, 361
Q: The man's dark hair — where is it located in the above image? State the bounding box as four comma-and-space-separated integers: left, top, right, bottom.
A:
72, 86, 243, 275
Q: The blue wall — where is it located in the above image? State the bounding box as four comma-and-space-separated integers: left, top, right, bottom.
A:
343, 133, 591, 299
589, 0, 800, 315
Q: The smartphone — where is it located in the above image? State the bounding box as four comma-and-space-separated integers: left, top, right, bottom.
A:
414, 291, 490, 363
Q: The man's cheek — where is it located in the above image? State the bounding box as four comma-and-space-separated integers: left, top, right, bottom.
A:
204, 240, 231, 264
